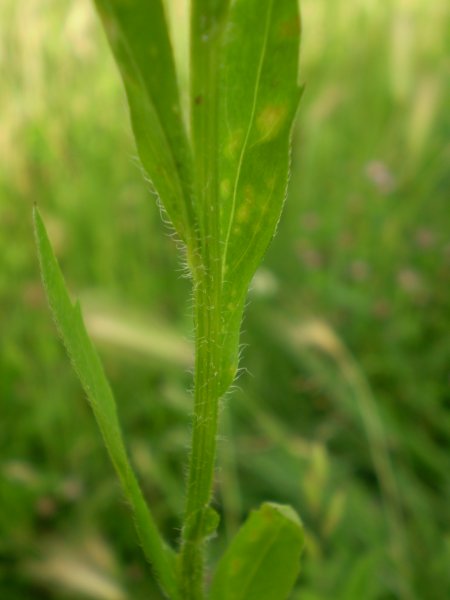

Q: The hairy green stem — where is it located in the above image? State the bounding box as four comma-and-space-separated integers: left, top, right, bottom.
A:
179, 2, 230, 597
179, 279, 222, 598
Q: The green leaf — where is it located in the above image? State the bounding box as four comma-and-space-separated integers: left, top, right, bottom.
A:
209, 503, 305, 600
190, 0, 230, 247
33, 208, 179, 600
93, 0, 197, 248
217, 0, 302, 391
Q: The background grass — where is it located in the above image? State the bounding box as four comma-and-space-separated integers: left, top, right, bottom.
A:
1, 0, 449, 598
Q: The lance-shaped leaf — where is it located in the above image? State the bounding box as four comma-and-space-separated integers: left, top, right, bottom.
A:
93, 0, 196, 247
33, 208, 179, 600
189, 0, 230, 250
209, 503, 305, 600
217, 0, 302, 391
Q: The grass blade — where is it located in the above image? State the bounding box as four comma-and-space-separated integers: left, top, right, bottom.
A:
209, 503, 304, 600
33, 207, 179, 600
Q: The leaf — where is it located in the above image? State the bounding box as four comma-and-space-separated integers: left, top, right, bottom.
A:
93, 0, 197, 248
209, 503, 305, 600
190, 0, 231, 243
33, 208, 179, 600
217, 0, 302, 391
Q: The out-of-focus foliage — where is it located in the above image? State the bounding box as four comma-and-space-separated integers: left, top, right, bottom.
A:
0, 0, 448, 599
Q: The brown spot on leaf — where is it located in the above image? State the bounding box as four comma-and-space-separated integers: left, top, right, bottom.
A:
279, 16, 300, 38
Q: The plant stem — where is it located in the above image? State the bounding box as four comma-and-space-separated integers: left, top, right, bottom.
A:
179, 3, 230, 597
179, 278, 222, 598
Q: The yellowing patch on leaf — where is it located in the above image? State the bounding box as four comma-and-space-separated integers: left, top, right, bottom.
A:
225, 129, 244, 158
236, 204, 250, 223
220, 179, 231, 198
235, 185, 255, 223
256, 104, 288, 143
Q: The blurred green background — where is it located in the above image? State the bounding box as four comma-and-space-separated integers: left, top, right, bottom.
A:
1, 0, 449, 598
